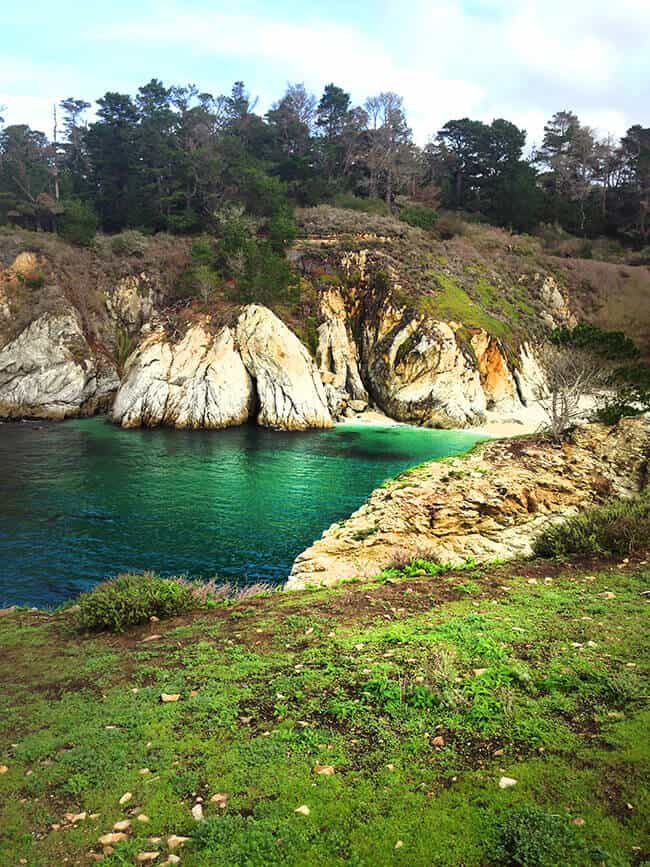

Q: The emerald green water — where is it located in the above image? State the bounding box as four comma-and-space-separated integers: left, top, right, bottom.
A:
0, 418, 485, 607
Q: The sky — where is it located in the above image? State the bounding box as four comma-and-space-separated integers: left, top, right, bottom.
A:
2, 0, 648, 149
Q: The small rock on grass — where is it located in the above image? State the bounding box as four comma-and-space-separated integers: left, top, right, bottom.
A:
210, 793, 229, 808
119, 792, 133, 805
432, 736, 445, 748
160, 693, 181, 703
99, 832, 128, 845
113, 819, 131, 831
136, 854, 159, 863
137, 814, 150, 823
162, 857, 181, 866
167, 835, 190, 849
313, 764, 335, 776
395, 840, 404, 849
498, 777, 517, 789
0, 765, 8, 774
191, 803, 204, 821
294, 805, 310, 816
572, 817, 586, 826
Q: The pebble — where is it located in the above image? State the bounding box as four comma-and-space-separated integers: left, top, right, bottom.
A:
395, 840, 404, 849
163, 857, 181, 866
98, 832, 128, 845
137, 814, 150, 823
191, 803, 204, 821
432, 736, 446, 748
598, 591, 616, 600
572, 817, 586, 826
167, 835, 190, 849
498, 777, 518, 789
113, 819, 131, 831
136, 854, 159, 863
0, 765, 8, 774
294, 805, 311, 816
119, 792, 133, 805
160, 693, 181, 703
313, 764, 335, 775
210, 793, 229, 808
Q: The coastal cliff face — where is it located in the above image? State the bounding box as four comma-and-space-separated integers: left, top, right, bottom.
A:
287, 414, 650, 589
0, 211, 643, 430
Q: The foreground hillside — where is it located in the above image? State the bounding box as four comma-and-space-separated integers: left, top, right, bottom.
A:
1, 557, 648, 866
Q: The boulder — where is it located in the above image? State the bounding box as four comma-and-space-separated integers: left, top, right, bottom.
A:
113, 324, 254, 429
366, 317, 487, 427
236, 305, 332, 430
0, 311, 117, 419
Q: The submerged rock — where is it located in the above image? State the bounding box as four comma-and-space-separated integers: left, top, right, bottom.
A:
0, 311, 117, 419
237, 305, 332, 430
113, 323, 254, 429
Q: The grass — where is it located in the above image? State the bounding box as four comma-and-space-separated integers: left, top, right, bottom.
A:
0, 555, 648, 865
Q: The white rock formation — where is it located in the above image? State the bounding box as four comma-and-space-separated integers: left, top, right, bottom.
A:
367, 318, 487, 427
236, 305, 333, 430
113, 323, 254, 429
0, 311, 117, 419
317, 288, 367, 417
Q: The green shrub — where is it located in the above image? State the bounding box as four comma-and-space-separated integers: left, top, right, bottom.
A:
400, 204, 438, 230
110, 230, 148, 257
551, 323, 640, 362
333, 193, 391, 216
490, 807, 580, 866
534, 494, 650, 559
75, 573, 195, 632
58, 199, 98, 247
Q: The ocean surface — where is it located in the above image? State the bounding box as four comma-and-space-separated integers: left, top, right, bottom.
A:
0, 417, 485, 607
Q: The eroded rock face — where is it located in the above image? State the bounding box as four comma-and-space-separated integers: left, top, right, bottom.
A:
237, 305, 333, 430
317, 288, 367, 417
113, 323, 254, 429
365, 317, 487, 427
0, 311, 118, 419
287, 414, 650, 589
105, 274, 157, 335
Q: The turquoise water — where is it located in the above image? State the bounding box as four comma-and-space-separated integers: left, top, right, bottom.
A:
0, 418, 485, 607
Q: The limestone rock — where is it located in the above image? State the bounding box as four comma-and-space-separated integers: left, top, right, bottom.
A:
105, 274, 157, 335
0, 311, 118, 419
113, 324, 254, 429
366, 317, 487, 427
317, 288, 367, 413
287, 414, 650, 589
236, 305, 332, 430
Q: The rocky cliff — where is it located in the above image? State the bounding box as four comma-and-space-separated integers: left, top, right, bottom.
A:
287, 413, 650, 589
0, 211, 645, 430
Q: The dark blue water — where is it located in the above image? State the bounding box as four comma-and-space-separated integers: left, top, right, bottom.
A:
0, 417, 485, 607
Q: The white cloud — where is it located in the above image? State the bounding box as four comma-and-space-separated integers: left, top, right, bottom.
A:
6, 0, 648, 147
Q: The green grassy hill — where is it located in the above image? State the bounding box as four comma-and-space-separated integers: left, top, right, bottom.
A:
1, 555, 648, 866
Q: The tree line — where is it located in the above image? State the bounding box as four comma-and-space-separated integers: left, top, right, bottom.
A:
0, 79, 648, 246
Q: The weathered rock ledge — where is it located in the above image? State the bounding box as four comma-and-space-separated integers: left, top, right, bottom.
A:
286, 414, 650, 589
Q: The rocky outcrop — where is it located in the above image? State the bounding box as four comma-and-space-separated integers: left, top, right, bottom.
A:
113, 305, 333, 431
0, 311, 118, 419
237, 305, 333, 430
365, 317, 487, 427
112, 323, 254, 429
105, 274, 158, 336
287, 414, 650, 589
317, 288, 367, 417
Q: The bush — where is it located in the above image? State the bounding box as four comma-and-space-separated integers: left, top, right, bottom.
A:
110, 230, 148, 257
75, 573, 195, 632
400, 204, 438, 230
333, 193, 391, 217
551, 323, 640, 362
490, 807, 581, 867
534, 494, 650, 559
58, 199, 98, 247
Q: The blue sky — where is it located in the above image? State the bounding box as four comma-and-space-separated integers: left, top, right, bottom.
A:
2, 0, 648, 147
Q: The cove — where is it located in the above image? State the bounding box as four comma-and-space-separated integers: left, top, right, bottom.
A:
0, 417, 486, 608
